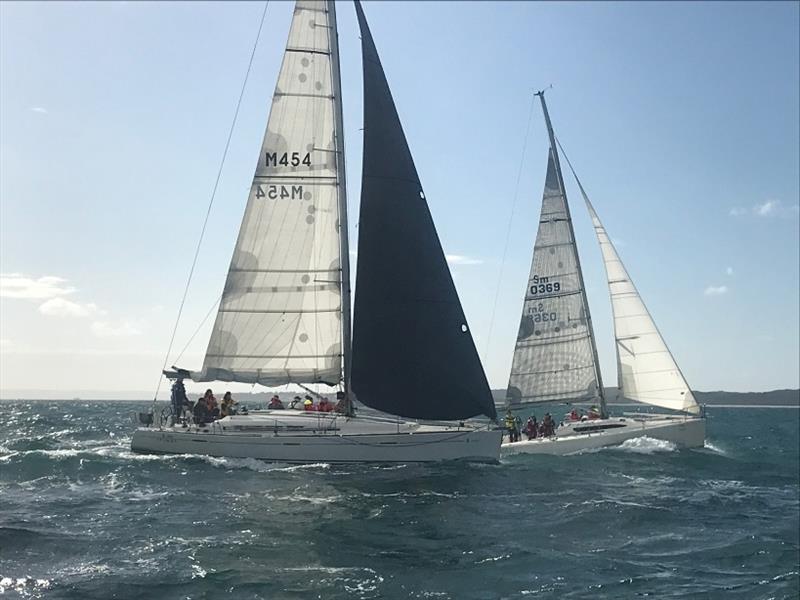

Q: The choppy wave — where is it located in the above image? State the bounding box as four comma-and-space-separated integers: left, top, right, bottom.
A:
0, 401, 797, 600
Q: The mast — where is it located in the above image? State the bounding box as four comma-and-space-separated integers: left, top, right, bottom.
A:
327, 0, 353, 414
558, 143, 624, 400
536, 90, 607, 418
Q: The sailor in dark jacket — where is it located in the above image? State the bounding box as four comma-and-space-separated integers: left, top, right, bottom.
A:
170, 378, 190, 423
193, 394, 209, 425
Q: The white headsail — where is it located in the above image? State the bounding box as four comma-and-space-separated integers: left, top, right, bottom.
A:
193, 1, 345, 386
583, 197, 699, 414
553, 150, 701, 416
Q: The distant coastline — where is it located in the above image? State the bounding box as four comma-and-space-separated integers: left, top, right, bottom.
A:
491, 388, 800, 408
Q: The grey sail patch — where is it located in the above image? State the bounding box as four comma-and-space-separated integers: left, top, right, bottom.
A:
192, 0, 344, 387
506, 148, 601, 407
350, 0, 496, 421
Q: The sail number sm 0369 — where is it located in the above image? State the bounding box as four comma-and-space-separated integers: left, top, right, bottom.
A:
526, 302, 558, 324
529, 274, 561, 295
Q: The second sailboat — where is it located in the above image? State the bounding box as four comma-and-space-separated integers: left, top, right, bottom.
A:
502, 91, 705, 456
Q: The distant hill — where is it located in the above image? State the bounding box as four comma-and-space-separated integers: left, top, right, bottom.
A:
693, 389, 800, 406
491, 388, 799, 407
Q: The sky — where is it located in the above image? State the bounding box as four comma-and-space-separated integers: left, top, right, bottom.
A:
1, 1, 798, 398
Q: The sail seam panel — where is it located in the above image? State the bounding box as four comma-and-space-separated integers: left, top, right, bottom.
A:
229, 268, 338, 274
510, 364, 595, 376
206, 353, 342, 359
218, 308, 339, 314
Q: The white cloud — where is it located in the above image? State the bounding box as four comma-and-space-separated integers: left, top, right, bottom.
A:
0, 274, 75, 299
726, 266, 734, 276
30, 106, 48, 114
38, 298, 98, 318
730, 200, 798, 218
754, 200, 778, 216
445, 254, 484, 266
704, 285, 728, 296
91, 320, 143, 337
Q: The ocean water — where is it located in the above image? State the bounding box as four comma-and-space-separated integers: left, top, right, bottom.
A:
0, 402, 797, 600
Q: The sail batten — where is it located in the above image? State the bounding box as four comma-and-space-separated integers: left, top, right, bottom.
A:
192, 0, 345, 387
350, 0, 496, 421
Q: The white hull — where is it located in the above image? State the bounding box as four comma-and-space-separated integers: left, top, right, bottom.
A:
502, 414, 705, 456
131, 410, 501, 463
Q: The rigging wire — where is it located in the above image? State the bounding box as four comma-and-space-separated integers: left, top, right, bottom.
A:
481, 93, 538, 364
172, 294, 222, 366
151, 1, 270, 405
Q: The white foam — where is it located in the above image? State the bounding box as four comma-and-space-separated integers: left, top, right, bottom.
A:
269, 462, 331, 472
190, 564, 207, 579
263, 489, 343, 505
613, 436, 677, 454
280, 566, 377, 575
475, 553, 511, 564
0, 576, 51, 595
703, 441, 727, 455
199, 456, 330, 473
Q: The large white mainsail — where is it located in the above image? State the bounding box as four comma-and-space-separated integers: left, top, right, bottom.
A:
558, 147, 699, 415
193, 1, 345, 386
506, 93, 604, 408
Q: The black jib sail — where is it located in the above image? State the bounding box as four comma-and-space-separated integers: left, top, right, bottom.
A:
350, 0, 496, 421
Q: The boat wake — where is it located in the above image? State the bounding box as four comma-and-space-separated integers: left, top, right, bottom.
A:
202, 457, 331, 473
568, 436, 678, 456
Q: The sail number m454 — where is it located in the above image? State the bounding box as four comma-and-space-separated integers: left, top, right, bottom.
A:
265, 151, 312, 168
256, 185, 304, 200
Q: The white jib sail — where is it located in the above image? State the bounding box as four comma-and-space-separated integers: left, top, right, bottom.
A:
194, 1, 344, 386
584, 198, 699, 415
506, 149, 601, 405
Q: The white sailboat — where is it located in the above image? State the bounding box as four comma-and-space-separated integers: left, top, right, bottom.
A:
131, 0, 501, 463
502, 91, 705, 456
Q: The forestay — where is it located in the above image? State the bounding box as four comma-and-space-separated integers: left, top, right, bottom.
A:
350, 0, 496, 421
506, 148, 602, 407
193, 1, 344, 386
580, 190, 700, 415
